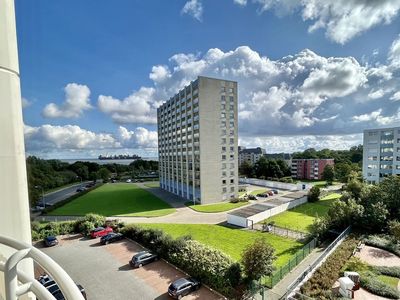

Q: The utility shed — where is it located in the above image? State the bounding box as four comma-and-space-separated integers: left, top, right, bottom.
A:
227, 191, 308, 228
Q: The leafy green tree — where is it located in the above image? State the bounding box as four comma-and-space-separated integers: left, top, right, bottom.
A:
308, 186, 320, 203
322, 165, 335, 184
378, 176, 400, 219
346, 179, 363, 200
97, 168, 111, 182
239, 160, 253, 177
327, 198, 364, 228
241, 238, 276, 281
335, 163, 352, 183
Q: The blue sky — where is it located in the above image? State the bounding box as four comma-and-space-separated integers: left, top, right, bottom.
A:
16, 0, 400, 158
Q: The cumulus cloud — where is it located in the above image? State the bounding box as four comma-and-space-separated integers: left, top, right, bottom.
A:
42, 83, 92, 118
248, 0, 400, 44
233, 0, 247, 6
24, 124, 158, 154
181, 0, 203, 21
98, 87, 158, 124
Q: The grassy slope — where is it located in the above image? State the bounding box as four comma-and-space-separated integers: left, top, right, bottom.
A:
264, 193, 341, 233
139, 223, 303, 267
185, 201, 249, 213
143, 181, 160, 188
48, 183, 175, 217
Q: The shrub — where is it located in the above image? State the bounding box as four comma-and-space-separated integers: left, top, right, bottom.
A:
388, 220, 400, 242
308, 186, 320, 203
360, 274, 399, 299
230, 198, 239, 203
122, 224, 241, 297
78, 221, 96, 236
372, 266, 400, 278
300, 236, 359, 299
364, 234, 400, 257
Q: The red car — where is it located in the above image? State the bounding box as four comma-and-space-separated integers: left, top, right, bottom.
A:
268, 191, 274, 196
90, 226, 113, 238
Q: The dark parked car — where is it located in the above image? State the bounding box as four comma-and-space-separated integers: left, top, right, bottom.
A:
100, 232, 124, 245
257, 193, 268, 198
90, 226, 113, 238
129, 251, 158, 268
37, 275, 87, 300
44, 236, 59, 247
272, 189, 279, 194
168, 278, 201, 299
247, 194, 257, 200
76, 187, 86, 192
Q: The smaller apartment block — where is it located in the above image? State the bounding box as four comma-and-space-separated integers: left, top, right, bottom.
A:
291, 159, 334, 180
239, 147, 265, 165
363, 127, 400, 184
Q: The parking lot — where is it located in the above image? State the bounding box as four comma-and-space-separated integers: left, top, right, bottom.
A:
36, 235, 222, 300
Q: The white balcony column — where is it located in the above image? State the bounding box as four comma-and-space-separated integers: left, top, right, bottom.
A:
0, 0, 34, 299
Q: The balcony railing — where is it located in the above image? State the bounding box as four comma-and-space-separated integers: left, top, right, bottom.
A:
0, 235, 85, 300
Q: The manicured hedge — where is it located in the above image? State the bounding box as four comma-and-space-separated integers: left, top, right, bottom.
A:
360, 273, 399, 299
300, 236, 359, 299
373, 266, 400, 278
364, 234, 400, 257
121, 224, 241, 297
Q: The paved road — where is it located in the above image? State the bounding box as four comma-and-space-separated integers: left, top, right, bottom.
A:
42, 182, 91, 206
36, 235, 222, 300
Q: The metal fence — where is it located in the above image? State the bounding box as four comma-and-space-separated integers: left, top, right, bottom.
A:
282, 226, 352, 299
264, 238, 318, 288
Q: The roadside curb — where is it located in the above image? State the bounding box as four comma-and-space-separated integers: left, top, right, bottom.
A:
125, 238, 227, 300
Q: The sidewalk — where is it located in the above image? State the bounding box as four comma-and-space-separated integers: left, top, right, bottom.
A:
257, 244, 327, 300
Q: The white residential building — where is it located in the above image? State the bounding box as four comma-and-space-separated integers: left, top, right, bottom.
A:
363, 127, 400, 184
157, 76, 238, 204
238, 147, 265, 165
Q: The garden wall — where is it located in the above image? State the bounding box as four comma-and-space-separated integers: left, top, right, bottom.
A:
239, 177, 312, 191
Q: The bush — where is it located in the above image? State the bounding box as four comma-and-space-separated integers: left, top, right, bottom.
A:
364, 234, 400, 257
230, 198, 239, 203
308, 186, 320, 203
372, 266, 400, 278
78, 221, 96, 236
122, 224, 241, 297
300, 236, 359, 299
360, 274, 399, 299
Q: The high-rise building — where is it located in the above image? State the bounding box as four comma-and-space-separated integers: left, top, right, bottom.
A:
239, 147, 265, 165
291, 159, 334, 180
363, 127, 400, 184
157, 76, 238, 204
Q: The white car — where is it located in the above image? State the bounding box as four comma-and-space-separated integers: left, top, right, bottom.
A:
126, 179, 132, 183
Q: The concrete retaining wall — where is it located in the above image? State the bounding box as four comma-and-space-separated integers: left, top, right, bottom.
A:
239, 177, 312, 191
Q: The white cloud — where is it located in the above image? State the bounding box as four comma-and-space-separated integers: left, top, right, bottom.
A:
248, 0, 400, 44
98, 87, 158, 124
42, 83, 92, 118
390, 91, 400, 101
389, 35, 400, 68
117, 126, 158, 149
21, 97, 31, 108
239, 134, 363, 153
233, 0, 247, 6
24, 124, 158, 153
352, 109, 400, 125
181, 0, 203, 21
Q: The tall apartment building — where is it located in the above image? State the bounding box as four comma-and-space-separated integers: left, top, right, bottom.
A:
291, 159, 334, 180
157, 76, 238, 204
363, 127, 400, 184
239, 147, 265, 165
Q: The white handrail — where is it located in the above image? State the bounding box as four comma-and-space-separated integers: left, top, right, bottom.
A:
0, 235, 85, 300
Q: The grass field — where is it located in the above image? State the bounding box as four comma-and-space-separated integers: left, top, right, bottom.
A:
377, 275, 399, 289
138, 223, 303, 267
144, 181, 159, 188
185, 201, 249, 213
263, 193, 341, 233
48, 183, 176, 217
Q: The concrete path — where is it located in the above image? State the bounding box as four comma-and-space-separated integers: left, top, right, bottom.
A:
258, 244, 327, 300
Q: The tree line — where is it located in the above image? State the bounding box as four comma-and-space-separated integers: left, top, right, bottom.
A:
26, 156, 158, 205
239, 157, 292, 181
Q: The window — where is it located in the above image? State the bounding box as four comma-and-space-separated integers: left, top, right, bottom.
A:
222, 154, 226, 160
230, 187, 235, 192
228, 88, 234, 93
221, 95, 226, 102
230, 179, 234, 184
223, 187, 227, 193
221, 87, 226, 92
222, 179, 226, 184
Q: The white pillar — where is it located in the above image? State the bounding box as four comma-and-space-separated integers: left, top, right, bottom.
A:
0, 0, 34, 299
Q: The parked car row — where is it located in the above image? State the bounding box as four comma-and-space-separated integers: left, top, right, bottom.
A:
37, 274, 87, 300
256, 189, 279, 198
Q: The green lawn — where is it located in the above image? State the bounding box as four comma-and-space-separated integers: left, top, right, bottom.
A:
48, 183, 176, 217
263, 193, 341, 233
377, 275, 400, 289
144, 181, 159, 188
250, 189, 268, 195
138, 223, 303, 267
185, 201, 249, 213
